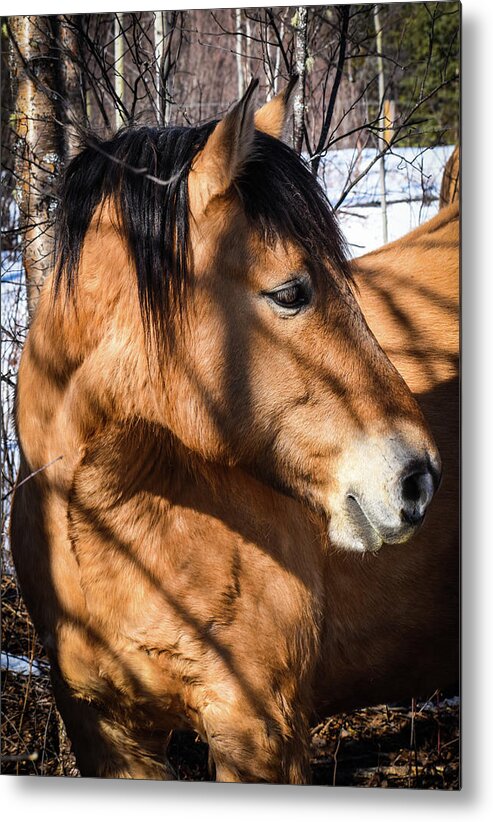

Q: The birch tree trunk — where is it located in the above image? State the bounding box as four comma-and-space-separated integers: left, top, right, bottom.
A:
273, 18, 284, 95
374, 4, 388, 243
114, 12, 125, 129
235, 9, 244, 99
9, 16, 61, 317
154, 11, 168, 125
245, 14, 251, 87
292, 6, 308, 154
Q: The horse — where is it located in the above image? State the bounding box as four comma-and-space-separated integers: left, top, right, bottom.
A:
11, 80, 443, 783
315, 202, 460, 714
439, 145, 460, 209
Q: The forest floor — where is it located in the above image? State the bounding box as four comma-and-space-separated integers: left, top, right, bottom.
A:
168, 695, 460, 789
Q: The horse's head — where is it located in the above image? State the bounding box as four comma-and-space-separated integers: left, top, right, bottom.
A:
55, 81, 440, 553
162, 80, 441, 552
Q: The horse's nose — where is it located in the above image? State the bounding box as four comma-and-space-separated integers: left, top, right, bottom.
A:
399, 458, 441, 525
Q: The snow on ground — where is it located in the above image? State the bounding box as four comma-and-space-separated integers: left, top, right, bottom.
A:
0, 651, 48, 678
319, 144, 455, 255
417, 694, 460, 713
1, 255, 28, 564
1, 256, 28, 474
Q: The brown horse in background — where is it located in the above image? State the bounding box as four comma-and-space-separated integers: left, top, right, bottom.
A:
440, 146, 460, 209
315, 202, 459, 714
11, 81, 451, 783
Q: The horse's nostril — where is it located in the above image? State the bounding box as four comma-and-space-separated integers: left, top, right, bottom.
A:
400, 462, 436, 526
402, 473, 423, 504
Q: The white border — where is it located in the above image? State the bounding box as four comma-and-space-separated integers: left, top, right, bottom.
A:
2, 1, 493, 820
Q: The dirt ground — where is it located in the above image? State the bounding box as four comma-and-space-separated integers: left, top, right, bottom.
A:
166, 696, 460, 789
1, 570, 460, 788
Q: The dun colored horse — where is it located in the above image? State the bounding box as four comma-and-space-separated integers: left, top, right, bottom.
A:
12, 81, 452, 783
439, 145, 460, 209
317, 201, 459, 714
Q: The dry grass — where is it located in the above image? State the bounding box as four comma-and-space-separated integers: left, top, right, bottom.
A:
310, 697, 460, 788
1, 572, 78, 777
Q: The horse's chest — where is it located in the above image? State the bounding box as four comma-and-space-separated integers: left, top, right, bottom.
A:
69, 487, 319, 706
66, 435, 322, 730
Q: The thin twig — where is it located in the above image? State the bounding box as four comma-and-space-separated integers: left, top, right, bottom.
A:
2, 455, 63, 501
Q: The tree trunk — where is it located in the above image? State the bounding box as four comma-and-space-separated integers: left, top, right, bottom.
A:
235, 9, 244, 99
9, 16, 62, 318
273, 18, 284, 95
57, 16, 85, 159
374, 4, 388, 243
245, 14, 251, 86
154, 11, 179, 126
292, 6, 307, 154
114, 13, 125, 129
154, 11, 167, 125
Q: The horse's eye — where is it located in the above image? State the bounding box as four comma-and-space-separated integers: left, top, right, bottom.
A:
264, 279, 311, 313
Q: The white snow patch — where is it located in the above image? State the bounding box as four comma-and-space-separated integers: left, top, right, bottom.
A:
1, 652, 48, 677
318, 144, 455, 255
418, 695, 461, 713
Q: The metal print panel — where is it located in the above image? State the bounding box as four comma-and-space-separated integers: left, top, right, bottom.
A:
1, 2, 460, 788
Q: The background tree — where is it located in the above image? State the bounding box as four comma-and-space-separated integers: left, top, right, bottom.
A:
8, 16, 62, 316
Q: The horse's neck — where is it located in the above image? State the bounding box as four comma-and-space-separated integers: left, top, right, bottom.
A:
70, 418, 326, 595
17, 261, 162, 474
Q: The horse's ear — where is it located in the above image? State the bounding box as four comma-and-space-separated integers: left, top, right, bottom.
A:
190, 79, 259, 213
254, 75, 298, 140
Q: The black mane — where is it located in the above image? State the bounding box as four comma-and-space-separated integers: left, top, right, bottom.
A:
54, 123, 351, 342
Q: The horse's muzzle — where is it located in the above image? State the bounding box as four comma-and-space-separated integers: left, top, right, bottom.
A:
345, 454, 441, 548
326, 432, 442, 553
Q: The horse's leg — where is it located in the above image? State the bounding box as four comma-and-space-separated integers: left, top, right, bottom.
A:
209, 716, 312, 784
200, 692, 312, 784
51, 671, 176, 780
